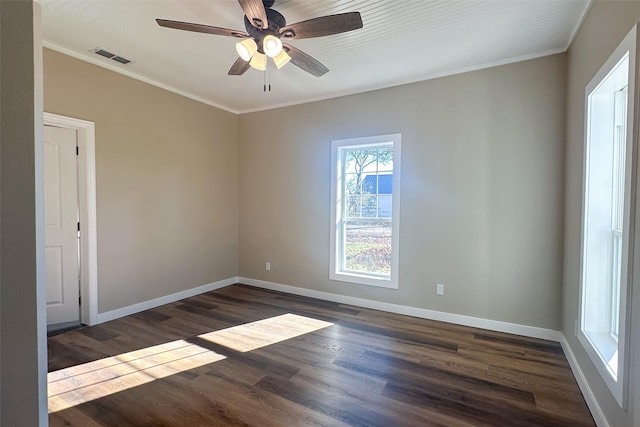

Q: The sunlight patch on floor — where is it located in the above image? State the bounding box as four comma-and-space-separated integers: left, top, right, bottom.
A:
198, 313, 333, 352
48, 339, 226, 413
48, 313, 333, 413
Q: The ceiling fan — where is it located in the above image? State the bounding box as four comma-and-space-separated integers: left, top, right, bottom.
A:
156, 0, 363, 77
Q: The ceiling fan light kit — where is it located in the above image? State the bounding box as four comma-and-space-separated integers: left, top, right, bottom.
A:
262, 35, 283, 57
249, 52, 267, 71
236, 34, 285, 70
236, 38, 257, 61
156, 0, 363, 78
273, 49, 291, 69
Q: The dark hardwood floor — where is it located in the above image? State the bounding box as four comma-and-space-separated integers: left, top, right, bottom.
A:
48, 284, 595, 426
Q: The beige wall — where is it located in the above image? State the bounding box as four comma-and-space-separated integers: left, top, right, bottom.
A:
563, 2, 640, 426
1, 2, 48, 424
43, 49, 239, 313
238, 54, 566, 330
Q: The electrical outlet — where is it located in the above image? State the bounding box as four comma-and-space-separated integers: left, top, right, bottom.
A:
436, 283, 444, 296
265, 262, 271, 271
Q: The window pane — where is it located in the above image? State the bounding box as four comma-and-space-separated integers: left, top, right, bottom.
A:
378, 174, 392, 195
378, 195, 392, 218
344, 173, 360, 195
361, 195, 377, 217
360, 149, 379, 173
344, 151, 359, 174
377, 147, 394, 172
611, 232, 622, 338
346, 196, 361, 218
362, 175, 377, 194
345, 220, 391, 275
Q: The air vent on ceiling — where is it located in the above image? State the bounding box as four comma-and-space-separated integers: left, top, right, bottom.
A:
90, 48, 133, 65
111, 56, 131, 65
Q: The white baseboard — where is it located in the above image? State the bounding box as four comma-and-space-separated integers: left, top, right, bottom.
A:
238, 277, 560, 342
558, 333, 609, 427
96, 276, 239, 323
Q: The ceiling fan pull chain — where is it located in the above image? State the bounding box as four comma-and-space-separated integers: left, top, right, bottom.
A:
263, 69, 267, 92
268, 69, 272, 92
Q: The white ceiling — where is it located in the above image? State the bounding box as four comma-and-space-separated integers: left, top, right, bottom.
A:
41, 0, 591, 114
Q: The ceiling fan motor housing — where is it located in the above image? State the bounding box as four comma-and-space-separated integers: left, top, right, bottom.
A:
244, 7, 286, 52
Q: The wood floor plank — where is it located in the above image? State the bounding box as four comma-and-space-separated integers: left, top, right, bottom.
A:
290, 363, 477, 427
48, 284, 596, 426
198, 371, 351, 427
256, 374, 402, 427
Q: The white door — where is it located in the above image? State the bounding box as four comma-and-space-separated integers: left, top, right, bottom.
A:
45, 125, 80, 325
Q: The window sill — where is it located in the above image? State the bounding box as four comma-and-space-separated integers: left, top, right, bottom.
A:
330, 271, 398, 289
577, 325, 626, 405
582, 329, 618, 378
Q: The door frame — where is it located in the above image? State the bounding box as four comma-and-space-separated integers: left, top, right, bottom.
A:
44, 112, 98, 326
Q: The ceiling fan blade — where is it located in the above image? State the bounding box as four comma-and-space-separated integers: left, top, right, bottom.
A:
228, 57, 251, 76
238, 0, 268, 29
156, 19, 248, 38
283, 43, 329, 77
279, 12, 363, 39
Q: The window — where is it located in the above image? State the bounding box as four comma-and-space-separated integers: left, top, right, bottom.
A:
579, 27, 637, 408
330, 134, 401, 288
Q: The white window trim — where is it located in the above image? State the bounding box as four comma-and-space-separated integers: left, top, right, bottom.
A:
329, 134, 401, 289
578, 25, 638, 409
